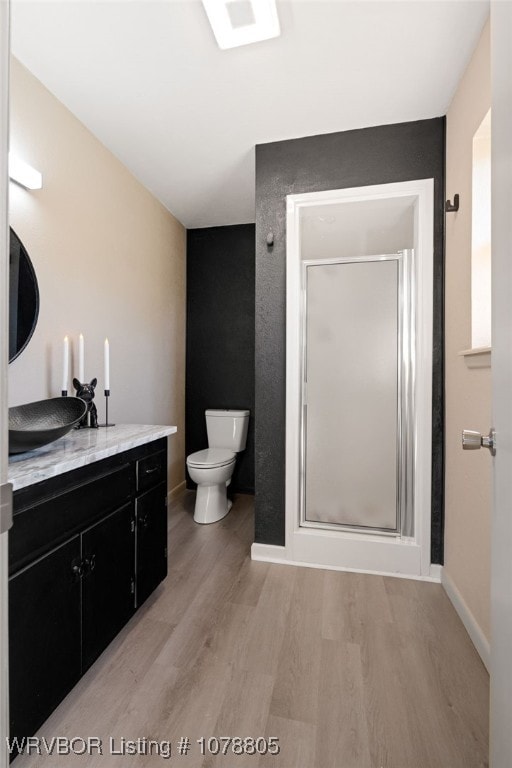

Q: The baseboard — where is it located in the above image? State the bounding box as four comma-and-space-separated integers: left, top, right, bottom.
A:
251, 543, 288, 563
429, 563, 442, 582
251, 543, 441, 582
168, 481, 186, 504
441, 567, 490, 672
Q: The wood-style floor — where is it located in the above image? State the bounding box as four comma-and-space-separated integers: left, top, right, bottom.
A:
14, 492, 489, 768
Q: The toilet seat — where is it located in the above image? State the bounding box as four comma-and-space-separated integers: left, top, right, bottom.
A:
187, 448, 235, 469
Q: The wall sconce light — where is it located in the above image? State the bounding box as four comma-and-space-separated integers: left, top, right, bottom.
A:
201, 0, 280, 50
9, 154, 43, 190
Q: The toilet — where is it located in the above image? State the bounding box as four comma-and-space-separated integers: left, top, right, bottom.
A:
186, 409, 250, 524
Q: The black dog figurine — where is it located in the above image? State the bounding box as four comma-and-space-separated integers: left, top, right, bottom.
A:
73, 378, 98, 429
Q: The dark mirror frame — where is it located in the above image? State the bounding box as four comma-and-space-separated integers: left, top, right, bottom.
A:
9, 228, 40, 363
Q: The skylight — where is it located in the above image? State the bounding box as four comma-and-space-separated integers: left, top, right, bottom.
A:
201, 0, 280, 50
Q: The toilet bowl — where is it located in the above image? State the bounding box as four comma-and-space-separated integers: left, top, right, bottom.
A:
187, 449, 236, 524
186, 409, 249, 524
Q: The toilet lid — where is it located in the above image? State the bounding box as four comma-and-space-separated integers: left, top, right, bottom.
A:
187, 448, 236, 469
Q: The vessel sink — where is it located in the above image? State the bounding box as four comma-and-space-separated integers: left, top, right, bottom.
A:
9, 397, 87, 455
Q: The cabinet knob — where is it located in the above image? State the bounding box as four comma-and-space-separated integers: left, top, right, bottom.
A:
71, 562, 83, 579
72, 555, 96, 579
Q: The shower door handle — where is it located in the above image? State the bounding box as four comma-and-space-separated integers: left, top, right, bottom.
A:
462, 428, 496, 456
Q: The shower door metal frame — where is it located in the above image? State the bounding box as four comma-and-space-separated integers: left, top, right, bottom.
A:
299, 251, 415, 538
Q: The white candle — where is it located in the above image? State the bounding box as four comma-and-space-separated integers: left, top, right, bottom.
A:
62, 336, 69, 392
78, 333, 85, 382
104, 337, 110, 390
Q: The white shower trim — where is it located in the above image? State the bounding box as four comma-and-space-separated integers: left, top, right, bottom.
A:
282, 178, 434, 578
251, 543, 442, 583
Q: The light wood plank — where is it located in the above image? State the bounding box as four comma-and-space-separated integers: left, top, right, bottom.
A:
12, 492, 489, 768
236, 563, 297, 677
314, 640, 371, 768
322, 569, 393, 643
258, 715, 316, 768
225, 556, 270, 607
269, 567, 324, 723
384, 576, 489, 767
202, 669, 274, 768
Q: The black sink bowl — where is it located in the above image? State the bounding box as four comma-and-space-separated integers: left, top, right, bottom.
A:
9, 397, 87, 455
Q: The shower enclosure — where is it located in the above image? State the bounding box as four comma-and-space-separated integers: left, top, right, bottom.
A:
303, 250, 414, 538
282, 180, 434, 578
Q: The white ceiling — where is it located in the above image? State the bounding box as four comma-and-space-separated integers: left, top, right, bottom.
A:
11, 0, 489, 228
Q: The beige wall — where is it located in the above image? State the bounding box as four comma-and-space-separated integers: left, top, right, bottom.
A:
9, 57, 186, 490
445, 21, 491, 642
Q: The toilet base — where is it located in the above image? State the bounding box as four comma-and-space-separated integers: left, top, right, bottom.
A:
194, 482, 233, 525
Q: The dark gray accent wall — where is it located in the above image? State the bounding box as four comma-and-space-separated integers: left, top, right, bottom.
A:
186, 224, 255, 494
255, 118, 445, 563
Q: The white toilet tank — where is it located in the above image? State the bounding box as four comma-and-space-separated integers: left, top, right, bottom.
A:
205, 409, 249, 452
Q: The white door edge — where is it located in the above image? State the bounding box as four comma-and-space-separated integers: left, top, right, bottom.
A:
0, 1, 11, 765
490, 2, 512, 765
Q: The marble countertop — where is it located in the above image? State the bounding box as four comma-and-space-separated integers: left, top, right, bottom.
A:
8, 424, 177, 491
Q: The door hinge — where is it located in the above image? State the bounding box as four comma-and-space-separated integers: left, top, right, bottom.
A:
130, 578, 135, 595
130, 519, 135, 533
164, 546, 168, 559
0, 482, 13, 534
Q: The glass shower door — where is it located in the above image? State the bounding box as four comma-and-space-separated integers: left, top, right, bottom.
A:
302, 253, 412, 533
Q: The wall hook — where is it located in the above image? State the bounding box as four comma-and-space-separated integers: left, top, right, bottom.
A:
445, 194, 459, 213
266, 232, 274, 248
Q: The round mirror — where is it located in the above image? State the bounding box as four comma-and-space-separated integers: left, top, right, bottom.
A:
9, 228, 40, 363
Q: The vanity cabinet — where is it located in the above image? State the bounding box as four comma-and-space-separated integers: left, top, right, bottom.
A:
8, 437, 168, 746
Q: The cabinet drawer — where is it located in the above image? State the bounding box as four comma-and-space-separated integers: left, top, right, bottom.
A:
136, 451, 166, 493
10, 463, 132, 576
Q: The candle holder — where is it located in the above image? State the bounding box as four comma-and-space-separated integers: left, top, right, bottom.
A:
98, 389, 115, 428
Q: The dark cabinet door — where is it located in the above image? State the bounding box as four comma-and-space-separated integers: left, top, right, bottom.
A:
136, 482, 167, 607
81, 503, 135, 671
9, 536, 81, 742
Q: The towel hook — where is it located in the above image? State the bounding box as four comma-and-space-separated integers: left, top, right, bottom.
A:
445, 194, 460, 213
